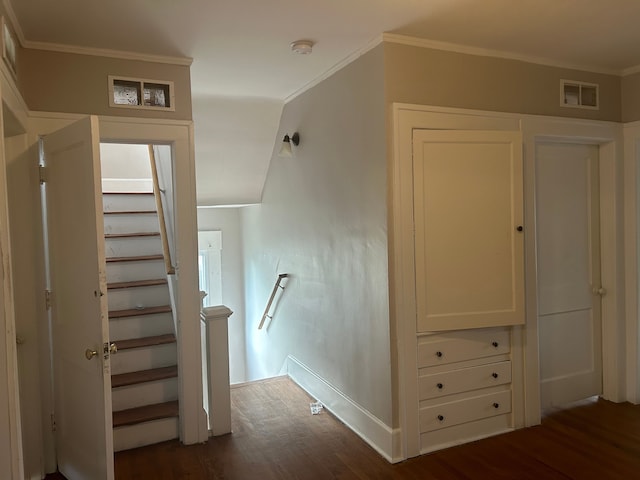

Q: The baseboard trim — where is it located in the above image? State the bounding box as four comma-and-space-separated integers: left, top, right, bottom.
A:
286, 355, 403, 463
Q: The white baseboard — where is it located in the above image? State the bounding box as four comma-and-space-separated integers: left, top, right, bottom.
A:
286, 355, 403, 463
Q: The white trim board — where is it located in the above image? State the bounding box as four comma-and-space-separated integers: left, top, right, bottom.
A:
286, 356, 402, 463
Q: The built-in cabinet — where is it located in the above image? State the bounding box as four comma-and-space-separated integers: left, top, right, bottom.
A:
394, 104, 626, 461
417, 328, 513, 452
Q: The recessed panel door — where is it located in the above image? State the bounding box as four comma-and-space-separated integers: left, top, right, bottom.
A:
413, 130, 525, 332
537, 142, 602, 410
43, 116, 114, 479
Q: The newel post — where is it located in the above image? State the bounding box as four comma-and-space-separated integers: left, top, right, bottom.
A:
200, 304, 234, 436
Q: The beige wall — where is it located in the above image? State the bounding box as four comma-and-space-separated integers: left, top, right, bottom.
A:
622, 72, 640, 122
384, 42, 622, 122
19, 49, 192, 120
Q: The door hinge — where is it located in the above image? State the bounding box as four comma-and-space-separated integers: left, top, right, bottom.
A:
44, 290, 52, 310
50, 413, 56, 432
39, 165, 47, 184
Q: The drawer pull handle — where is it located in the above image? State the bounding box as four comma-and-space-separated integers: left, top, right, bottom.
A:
492, 372, 499, 379
437, 415, 445, 422
435, 351, 443, 358
436, 383, 444, 389
492, 341, 499, 348
493, 402, 500, 409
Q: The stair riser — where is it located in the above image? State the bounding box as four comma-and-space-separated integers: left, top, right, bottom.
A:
109, 312, 174, 340
107, 284, 171, 311
113, 417, 179, 452
105, 236, 163, 258
104, 214, 160, 235
103, 194, 156, 212
106, 259, 166, 283
111, 344, 177, 375
112, 378, 178, 411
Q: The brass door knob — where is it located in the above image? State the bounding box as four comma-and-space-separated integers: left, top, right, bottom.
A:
85, 349, 98, 360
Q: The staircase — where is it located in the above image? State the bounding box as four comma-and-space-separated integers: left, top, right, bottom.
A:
103, 191, 179, 452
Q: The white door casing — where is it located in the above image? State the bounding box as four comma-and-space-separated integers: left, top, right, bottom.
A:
412, 130, 525, 332
536, 142, 603, 409
43, 116, 114, 480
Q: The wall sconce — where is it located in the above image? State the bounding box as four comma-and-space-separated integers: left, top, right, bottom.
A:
279, 132, 300, 157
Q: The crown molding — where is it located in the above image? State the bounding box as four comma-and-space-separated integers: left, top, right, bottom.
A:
22, 40, 193, 66
622, 64, 640, 77
284, 34, 384, 104
383, 33, 623, 77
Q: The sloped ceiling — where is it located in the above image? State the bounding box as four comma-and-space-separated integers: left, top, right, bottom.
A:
9, 0, 640, 204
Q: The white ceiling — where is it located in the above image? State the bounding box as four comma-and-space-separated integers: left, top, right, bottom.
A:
9, 0, 640, 204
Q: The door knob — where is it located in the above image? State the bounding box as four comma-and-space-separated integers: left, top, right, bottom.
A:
109, 343, 118, 354
85, 348, 98, 360
593, 287, 606, 296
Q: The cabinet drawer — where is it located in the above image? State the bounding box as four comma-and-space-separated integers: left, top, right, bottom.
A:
419, 361, 512, 400
420, 389, 511, 433
418, 329, 510, 368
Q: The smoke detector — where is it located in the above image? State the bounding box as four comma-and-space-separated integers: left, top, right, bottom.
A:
291, 40, 314, 55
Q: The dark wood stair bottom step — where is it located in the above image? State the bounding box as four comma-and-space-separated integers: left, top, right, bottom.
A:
108, 278, 168, 290
112, 365, 178, 388
113, 401, 179, 428
103, 192, 155, 195
114, 334, 176, 351
106, 254, 164, 263
103, 210, 157, 215
109, 305, 172, 319
105, 232, 160, 239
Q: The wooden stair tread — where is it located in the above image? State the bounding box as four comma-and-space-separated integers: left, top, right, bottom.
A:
109, 305, 172, 318
115, 334, 176, 350
105, 232, 160, 238
113, 400, 179, 428
103, 192, 155, 195
108, 278, 168, 290
106, 254, 164, 263
103, 210, 157, 215
112, 366, 178, 388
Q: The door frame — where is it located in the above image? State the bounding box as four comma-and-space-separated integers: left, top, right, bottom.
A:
623, 121, 640, 404
522, 116, 624, 416
27, 111, 208, 467
392, 103, 625, 460
0, 79, 25, 480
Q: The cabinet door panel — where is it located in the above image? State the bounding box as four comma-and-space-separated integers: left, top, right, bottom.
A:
413, 130, 524, 332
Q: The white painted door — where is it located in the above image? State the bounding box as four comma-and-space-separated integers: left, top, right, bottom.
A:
537, 142, 602, 410
413, 130, 525, 332
43, 116, 114, 479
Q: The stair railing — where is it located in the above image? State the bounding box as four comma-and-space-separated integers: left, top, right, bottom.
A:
258, 273, 289, 329
148, 145, 175, 274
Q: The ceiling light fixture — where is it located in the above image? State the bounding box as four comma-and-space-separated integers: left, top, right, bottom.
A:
291, 40, 314, 55
279, 132, 300, 157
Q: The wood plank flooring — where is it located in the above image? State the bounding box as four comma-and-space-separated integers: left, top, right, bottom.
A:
47, 376, 640, 479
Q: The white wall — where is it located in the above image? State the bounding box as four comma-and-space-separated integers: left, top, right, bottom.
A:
240, 45, 392, 426
197, 207, 247, 384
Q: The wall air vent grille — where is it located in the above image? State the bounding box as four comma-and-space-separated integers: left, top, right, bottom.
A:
108, 75, 175, 111
561, 79, 599, 110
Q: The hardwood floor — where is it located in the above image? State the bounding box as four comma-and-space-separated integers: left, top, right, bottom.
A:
47, 376, 640, 479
